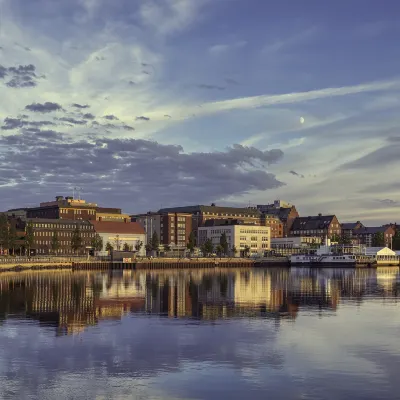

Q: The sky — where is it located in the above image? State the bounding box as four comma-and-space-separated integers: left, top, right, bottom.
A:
1, 0, 400, 224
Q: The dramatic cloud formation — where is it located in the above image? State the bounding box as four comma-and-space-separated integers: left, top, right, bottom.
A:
0, 64, 42, 88
0, 0, 399, 221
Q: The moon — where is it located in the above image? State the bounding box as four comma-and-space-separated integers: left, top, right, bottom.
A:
300, 117, 305, 124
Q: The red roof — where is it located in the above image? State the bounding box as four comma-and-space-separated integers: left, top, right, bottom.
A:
89, 221, 145, 235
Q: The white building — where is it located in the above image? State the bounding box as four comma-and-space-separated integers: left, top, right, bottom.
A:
90, 220, 146, 256
365, 247, 399, 265
197, 224, 270, 256
271, 236, 322, 249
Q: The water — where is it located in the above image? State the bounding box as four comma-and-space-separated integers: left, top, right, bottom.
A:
0, 267, 400, 400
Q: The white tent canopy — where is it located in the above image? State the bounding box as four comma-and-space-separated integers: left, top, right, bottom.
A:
365, 247, 396, 256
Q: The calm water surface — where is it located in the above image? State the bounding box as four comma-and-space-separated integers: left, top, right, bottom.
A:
1, 267, 400, 399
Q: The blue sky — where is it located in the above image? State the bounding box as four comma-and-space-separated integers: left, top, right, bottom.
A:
1, 0, 400, 223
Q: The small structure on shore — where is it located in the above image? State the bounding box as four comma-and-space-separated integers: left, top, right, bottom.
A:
365, 247, 399, 265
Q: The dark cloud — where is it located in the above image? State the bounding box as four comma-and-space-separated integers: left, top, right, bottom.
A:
82, 113, 95, 120
289, 170, 304, 178
128, 80, 136, 85
72, 103, 90, 109
142, 70, 150, 75
197, 84, 225, 91
0, 131, 284, 212
95, 56, 106, 61
0, 64, 41, 88
25, 102, 63, 113
164, 115, 172, 118
122, 125, 135, 131
225, 78, 239, 85
2, 117, 55, 130
104, 115, 119, 121
135, 116, 150, 121
376, 199, 399, 207
57, 117, 87, 125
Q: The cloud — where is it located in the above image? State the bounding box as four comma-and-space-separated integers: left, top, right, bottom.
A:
57, 117, 87, 125
225, 78, 239, 85
82, 113, 95, 120
0, 129, 284, 212
104, 115, 119, 121
208, 40, 247, 54
72, 103, 90, 109
376, 199, 399, 207
289, 170, 304, 178
196, 84, 225, 91
1, 117, 55, 130
135, 116, 150, 121
0, 64, 42, 88
25, 102, 63, 113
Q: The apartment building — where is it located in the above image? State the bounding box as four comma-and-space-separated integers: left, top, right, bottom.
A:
290, 214, 341, 239
197, 220, 270, 257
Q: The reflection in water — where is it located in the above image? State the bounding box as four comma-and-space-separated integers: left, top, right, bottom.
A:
0, 267, 400, 399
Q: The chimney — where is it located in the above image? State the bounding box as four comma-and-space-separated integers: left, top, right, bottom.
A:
124, 218, 128, 223
318, 213, 322, 217
55, 195, 63, 201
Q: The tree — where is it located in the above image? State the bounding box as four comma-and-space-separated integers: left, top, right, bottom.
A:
151, 231, 159, 255
216, 244, 223, 257
392, 231, 400, 250
91, 234, 103, 252
113, 234, 121, 251
105, 241, 114, 253
231, 246, 237, 257
25, 220, 34, 256
135, 240, 143, 254
202, 239, 213, 257
0, 214, 9, 255
123, 242, 133, 251
8, 224, 18, 255
330, 233, 341, 243
339, 235, 352, 245
243, 245, 250, 257
372, 232, 385, 247
219, 232, 228, 255
164, 244, 171, 253
187, 231, 196, 254
51, 231, 60, 254
145, 243, 152, 255
71, 226, 83, 254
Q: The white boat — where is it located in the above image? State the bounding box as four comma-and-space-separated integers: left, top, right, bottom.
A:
290, 244, 356, 267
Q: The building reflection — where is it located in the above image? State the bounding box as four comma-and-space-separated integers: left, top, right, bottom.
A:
1, 266, 400, 335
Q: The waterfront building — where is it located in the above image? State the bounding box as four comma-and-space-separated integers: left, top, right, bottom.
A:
341, 221, 364, 240
89, 220, 146, 255
270, 236, 322, 256
260, 213, 284, 238
290, 214, 341, 239
157, 204, 261, 232
197, 219, 270, 257
26, 218, 95, 255
256, 200, 299, 236
352, 226, 395, 247
131, 211, 192, 250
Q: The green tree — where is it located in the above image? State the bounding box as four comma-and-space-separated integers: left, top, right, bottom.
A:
392, 231, 400, 250
339, 235, 352, 245
145, 243, 152, 255
123, 242, 133, 251
151, 231, 159, 254
25, 220, 34, 256
51, 231, 60, 254
372, 232, 385, 247
105, 241, 114, 253
8, 224, 18, 255
187, 231, 196, 254
113, 234, 121, 251
0, 214, 9, 255
243, 245, 251, 257
164, 244, 171, 253
202, 239, 213, 257
330, 233, 341, 243
71, 226, 83, 254
135, 240, 143, 253
216, 244, 223, 257
231, 246, 237, 257
91, 234, 103, 252
219, 232, 228, 255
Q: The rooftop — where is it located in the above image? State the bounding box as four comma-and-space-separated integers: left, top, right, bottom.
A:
158, 205, 260, 217
291, 215, 336, 231
89, 220, 145, 235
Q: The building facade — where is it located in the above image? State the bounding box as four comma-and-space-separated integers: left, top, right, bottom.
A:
26, 218, 95, 255
341, 221, 364, 240
197, 221, 270, 257
257, 200, 299, 236
157, 204, 261, 232
132, 212, 192, 249
89, 220, 146, 256
290, 215, 341, 239
260, 213, 284, 238
352, 226, 395, 247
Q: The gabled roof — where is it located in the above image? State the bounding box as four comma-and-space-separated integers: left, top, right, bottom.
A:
89, 221, 145, 235
291, 215, 336, 231
341, 222, 363, 230
353, 227, 391, 235
258, 206, 294, 221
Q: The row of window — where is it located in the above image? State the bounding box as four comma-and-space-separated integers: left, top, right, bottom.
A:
35, 231, 94, 238
239, 229, 269, 234
60, 209, 95, 215
33, 223, 93, 230
36, 240, 89, 246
